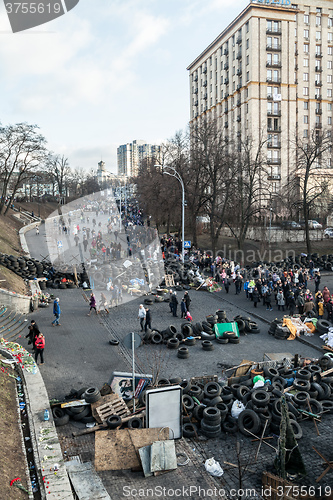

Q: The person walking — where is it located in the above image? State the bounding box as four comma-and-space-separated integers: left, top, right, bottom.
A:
99, 292, 109, 314
52, 298, 61, 326
180, 298, 187, 319
145, 307, 152, 332
36, 226, 39, 236
34, 333, 45, 365
88, 293, 98, 315
183, 291, 191, 312
138, 304, 146, 331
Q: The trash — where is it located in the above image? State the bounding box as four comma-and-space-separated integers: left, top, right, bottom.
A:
44, 409, 49, 421
231, 400, 245, 419
205, 457, 224, 477
253, 380, 265, 389
253, 375, 265, 384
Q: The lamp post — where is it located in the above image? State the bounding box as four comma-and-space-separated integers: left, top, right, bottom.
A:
155, 164, 185, 264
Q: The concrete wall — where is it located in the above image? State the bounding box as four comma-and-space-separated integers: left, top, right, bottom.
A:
19, 221, 41, 257
223, 226, 323, 243
0, 288, 31, 313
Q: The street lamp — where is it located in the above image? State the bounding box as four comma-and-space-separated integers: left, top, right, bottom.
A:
155, 164, 185, 264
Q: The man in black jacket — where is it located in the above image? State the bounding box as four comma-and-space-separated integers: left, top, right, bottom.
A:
171, 292, 179, 317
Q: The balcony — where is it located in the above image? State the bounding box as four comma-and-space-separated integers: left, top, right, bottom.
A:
203, 80, 207, 87
203, 105, 208, 111
267, 127, 281, 132
266, 78, 281, 84
194, 75, 198, 82
267, 158, 281, 164
225, 93, 230, 98
224, 106, 228, 113
203, 67, 207, 74
315, 52, 323, 57
315, 109, 322, 114
315, 67, 323, 72
266, 28, 282, 35
236, 84, 242, 91
224, 122, 229, 128
224, 62, 229, 70
267, 142, 281, 148
267, 44, 281, 51
224, 78, 229, 85
268, 174, 281, 180
315, 94, 322, 100
295, 64, 298, 70
224, 48, 229, 55
236, 36, 242, 44
266, 62, 281, 68
295, 49, 298, 55
315, 81, 322, 86
267, 94, 273, 100
194, 100, 198, 106
203, 93, 207, 100
267, 110, 281, 116
193, 88, 198, 94
237, 68, 242, 76
237, 115, 241, 122
315, 123, 322, 128
237, 131, 242, 137
237, 98, 241, 106
236, 51, 242, 59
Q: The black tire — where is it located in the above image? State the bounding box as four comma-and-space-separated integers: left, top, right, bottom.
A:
296, 369, 311, 381
167, 338, 180, 349
264, 367, 279, 379
185, 337, 196, 346
321, 400, 333, 413
193, 404, 205, 421
183, 394, 195, 411
237, 385, 250, 401
180, 380, 190, 393
76, 387, 88, 399
293, 391, 310, 407
158, 378, 170, 386
289, 420, 303, 440
84, 387, 101, 403
67, 405, 87, 415
127, 417, 143, 429
293, 379, 311, 392
109, 339, 119, 346
223, 331, 236, 339
175, 333, 184, 342
201, 427, 221, 438
202, 340, 214, 351
183, 422, 198, 438
308, 399, 323, 415
170, 376, 182, 385
222, 420, 238, 433
106, 415, 122, 429
181, 324, 193, 337
188, 385, 203, 400
216, 337, 229, 344
72, 406, 90, 421
216, 402, 229, 416
204, 382, 222, 398
229, 337, 240, 344
200, 332, 216, 341
201, 420, 221, 433
52, 407, 70, 426
317, 319, 330, 333
205, 395, 223, 406
308, 364, 322, 376
238, 409, 262, 436
320, 382, 331, 399
251, 390, 270, 407
178, 347, 189, 359
151, 333, 163, 344
311, 382, 325, 400
202, 406, 221, 423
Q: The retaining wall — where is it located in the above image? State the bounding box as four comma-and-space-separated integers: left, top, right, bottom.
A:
0, 288, 31, 313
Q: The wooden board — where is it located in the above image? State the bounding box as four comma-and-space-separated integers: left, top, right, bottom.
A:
165, 275, 175, 288
262, 471, 298, 500
91, 393, 130, 424
95, 427, 169, 471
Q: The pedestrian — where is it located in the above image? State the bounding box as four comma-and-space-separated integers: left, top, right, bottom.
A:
74, 234, 80, 246
314, 272, 321, 293
223, 278, 230, 294
326, 299, 333, 323
180, 298, 187, 319
168, 289, 173, 313
183, 291, 191, 312
34, 332, 45, 365
252, 287, 260, 308
288, 292, 296, 316
171, 292, 179, 317
318, 298, 324, 318
277, 289, 285, 311
304, 298, 315, 315
25, 325, 36, 348
88, 293, 98, 315
265, 288, 273, 311
145, 307, 152, 331
297, 292, 305, 315
99, 292, 109, 314
52, 298, 61, 326
138, 304, 146, 331
36, 226, 39, 235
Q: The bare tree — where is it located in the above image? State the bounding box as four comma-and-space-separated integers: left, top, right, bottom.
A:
288, 128, 333, 254
46, 154, 71, 200
0, 123, 47, 214
226, 134, 268, 250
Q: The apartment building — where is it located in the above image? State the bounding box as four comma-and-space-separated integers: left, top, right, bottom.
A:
117, 140, 161, 177
187, 0, 333, 203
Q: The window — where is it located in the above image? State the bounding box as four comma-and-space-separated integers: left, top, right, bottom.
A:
329, 117, 332, 125
267, 53, 272, 64
328, 89, 333, 97
267, 69, 272, 80
273, 54, 279, 64
233, 66, 235, 76
246, 39, 249, 49
246, 71, 249, 81
328, 75, 333, 83
303, 87, 309, 96
304, 14, 309, 24
328, 61, 332, 69
303, 73, 309, 81
304, 29, 309, 38
233, 51, 235, 61
273, 70, 279, 82
246, 21, 249, 33
316, 45, 322, 55
304, 44, 309, 53
304, 130, 308, 138
304, 101, 308, 110
328, 103, 332, 111
328, 33, 333, 42
246, 88, 248, 98
247, 103, 249, 113
233, 82, 235, 91
329, 47, 333, 55
303, 58, 308, 67
316, 32, 321, 41
295, 28, 297, 37
304, 115, 308, 124
316, 16, 321, 26
328, 18, 333, 28
246, 55, 249, 65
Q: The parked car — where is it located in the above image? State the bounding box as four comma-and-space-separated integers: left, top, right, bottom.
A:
299, 220, 323, 229
281, 221, 302, 229
324, 228, 333, 238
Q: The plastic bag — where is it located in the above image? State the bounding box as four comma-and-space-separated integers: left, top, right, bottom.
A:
231, 399, 245, 419
253, 380, 265, 389
204, 457, 224, 477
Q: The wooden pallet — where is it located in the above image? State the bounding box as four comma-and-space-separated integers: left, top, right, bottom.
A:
92, 394, 131, 424
164, 274, 175, 288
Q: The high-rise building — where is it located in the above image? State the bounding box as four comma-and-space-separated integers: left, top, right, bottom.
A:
187, 0, 333, 201
117, 140, 161, 177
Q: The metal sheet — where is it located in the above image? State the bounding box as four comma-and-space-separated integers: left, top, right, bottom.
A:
150, 440, 177, 473
138, 445, 153, 477
66, 461, 111, 500
146, 386, 182, 439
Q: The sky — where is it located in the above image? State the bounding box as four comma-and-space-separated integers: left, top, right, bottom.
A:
0, 0, 248, 173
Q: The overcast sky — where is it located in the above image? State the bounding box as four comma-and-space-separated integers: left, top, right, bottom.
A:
0, 0, 247, 173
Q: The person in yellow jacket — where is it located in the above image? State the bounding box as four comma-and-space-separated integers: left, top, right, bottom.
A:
318, 299, 324, 318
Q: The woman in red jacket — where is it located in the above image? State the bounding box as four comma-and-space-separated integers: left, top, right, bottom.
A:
35, 333, 45, 365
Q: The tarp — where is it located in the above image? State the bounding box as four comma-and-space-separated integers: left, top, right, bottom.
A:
214, 322, 240, 338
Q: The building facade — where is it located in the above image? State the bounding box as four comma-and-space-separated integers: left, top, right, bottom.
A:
117, 140, 161, 177
187, 0, 333, 205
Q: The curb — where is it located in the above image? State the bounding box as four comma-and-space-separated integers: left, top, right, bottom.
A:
19, 221, 41, 258
0, 346, 74, 500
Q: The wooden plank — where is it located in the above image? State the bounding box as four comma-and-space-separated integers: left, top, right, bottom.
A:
95, 427, 169, 471
91, 393, 130, 424
262, 471, 298, 500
